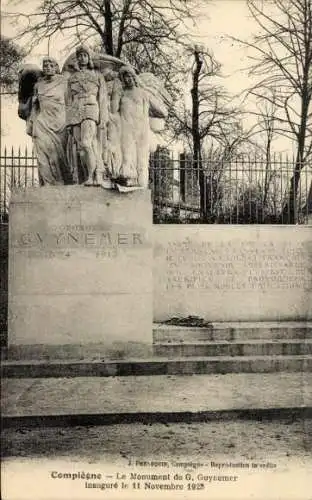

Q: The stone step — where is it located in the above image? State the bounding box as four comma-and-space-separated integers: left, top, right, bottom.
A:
3, 341, 154, 361
4, 323, 312, 361
2, 355, 312, 378
4, 407, 312, 429
5, 339, 312, 362
154, 322, 312, 343
2, 373, 312, 423
154, 339, 312, 358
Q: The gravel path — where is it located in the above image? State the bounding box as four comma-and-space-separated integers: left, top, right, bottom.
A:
3, 373, 312, 416
3, 420, 311, 500
3, 419, 312, 463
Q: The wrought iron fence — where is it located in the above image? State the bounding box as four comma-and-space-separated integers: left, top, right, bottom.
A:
1, 146, 312, 224
150, 150, 312, 224
0, 147, 38, 222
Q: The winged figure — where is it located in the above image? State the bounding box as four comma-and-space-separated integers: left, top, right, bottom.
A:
106, 65, 171, 190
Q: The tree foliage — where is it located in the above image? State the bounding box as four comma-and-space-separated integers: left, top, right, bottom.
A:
0, 35, 25, 94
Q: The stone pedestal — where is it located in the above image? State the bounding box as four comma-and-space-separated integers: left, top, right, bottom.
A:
8, 186, 153, 356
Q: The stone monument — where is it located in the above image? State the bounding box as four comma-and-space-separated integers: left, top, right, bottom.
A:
10, 47, 170, 358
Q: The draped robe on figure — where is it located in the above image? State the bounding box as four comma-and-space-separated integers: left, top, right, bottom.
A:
108, 77, 168, 188
30, 76, 71, 185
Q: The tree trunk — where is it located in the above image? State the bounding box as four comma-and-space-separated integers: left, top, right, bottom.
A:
115, 0, 132, 58
103, 0, 114, 55
281, 94, 310, 223
191, 49, 205, 219
280, 36, 311, 223
262, 134, 272, 215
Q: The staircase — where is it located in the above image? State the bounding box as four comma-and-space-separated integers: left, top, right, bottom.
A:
2, 322, 312, 377
2, 322, 312, 427
152, 322, 312, 373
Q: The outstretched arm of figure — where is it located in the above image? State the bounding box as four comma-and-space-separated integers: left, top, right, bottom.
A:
110, 79, 122, 114
64, 79, 73, 109
98, 74, 109, 128
26, 83, 39, 137
31, 83, 39, 109
64, 79, 74, 129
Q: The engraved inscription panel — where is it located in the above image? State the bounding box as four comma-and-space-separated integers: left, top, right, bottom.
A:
165, 238, 311, 291
12, 224, 145, 259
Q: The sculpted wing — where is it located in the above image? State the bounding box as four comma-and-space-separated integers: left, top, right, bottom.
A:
138, 72, 171, 116
138, 73, 171, 138
18, 64, 43, 120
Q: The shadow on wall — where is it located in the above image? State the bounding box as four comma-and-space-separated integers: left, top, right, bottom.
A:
0, 223, 8, 348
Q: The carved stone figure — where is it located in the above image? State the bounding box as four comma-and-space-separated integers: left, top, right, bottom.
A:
106, 76, 123, 182
65, 46, 109, 186
108, 65, 169, 190
19, 57, 71, 185
18, 48, 170, 192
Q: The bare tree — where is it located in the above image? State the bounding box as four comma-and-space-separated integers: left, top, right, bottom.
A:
172, 46, 250, 219
249, 88, 281, 212
232, 0, 312, 223
4, 0, 201, 65
4, 0, 204, 125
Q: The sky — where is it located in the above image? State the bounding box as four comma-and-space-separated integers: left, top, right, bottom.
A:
0, 0, 259, 150
0, 0, 300, 156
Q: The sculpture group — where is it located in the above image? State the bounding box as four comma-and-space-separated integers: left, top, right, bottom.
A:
18, 46, 170, 191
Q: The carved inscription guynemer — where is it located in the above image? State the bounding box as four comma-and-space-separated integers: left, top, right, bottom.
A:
165, 238, 311, 291
13, 225, 145, 259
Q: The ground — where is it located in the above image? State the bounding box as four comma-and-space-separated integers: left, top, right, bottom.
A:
2, 373, 312, 498
3, 418, 312, 462
3, 419, 312, 499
